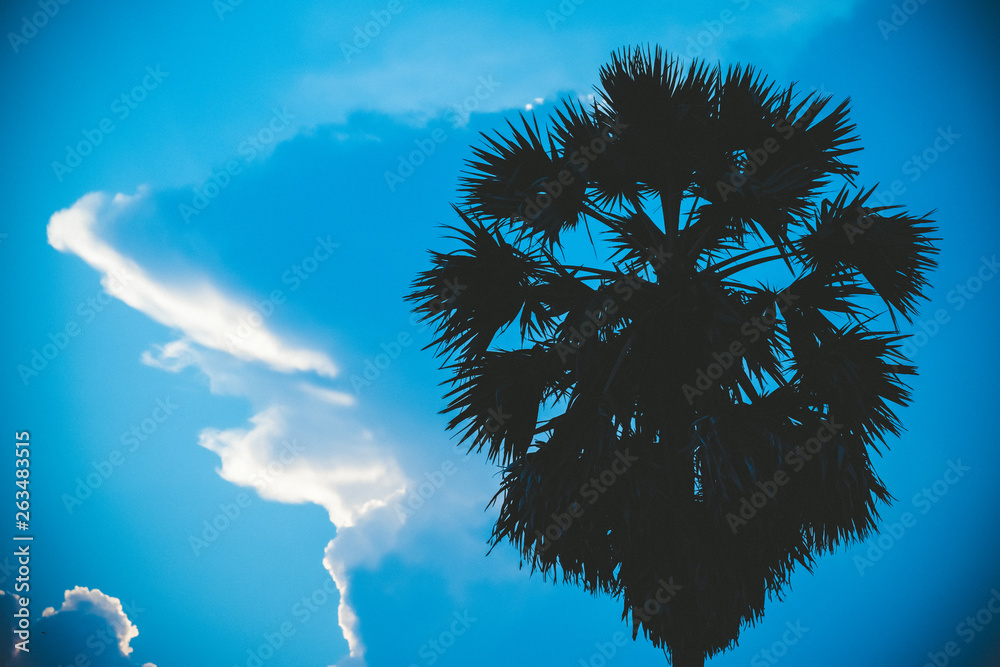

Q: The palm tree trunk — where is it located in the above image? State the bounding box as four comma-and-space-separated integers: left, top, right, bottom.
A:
672, 649, 705, 667
661, 186, 682, 254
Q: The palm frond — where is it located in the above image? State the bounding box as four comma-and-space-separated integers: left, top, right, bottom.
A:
406, 207, 549, 359
796, 186, 939, 323
459, 113, 587, 247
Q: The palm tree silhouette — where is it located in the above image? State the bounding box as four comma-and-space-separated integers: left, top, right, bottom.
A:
408, 46, 938, 666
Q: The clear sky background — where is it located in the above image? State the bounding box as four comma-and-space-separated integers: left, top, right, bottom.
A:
1, 1, 999, 666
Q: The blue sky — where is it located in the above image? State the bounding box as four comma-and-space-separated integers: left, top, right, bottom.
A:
2, 0, 999, 665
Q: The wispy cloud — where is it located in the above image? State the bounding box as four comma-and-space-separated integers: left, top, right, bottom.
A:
288, 1, 864, 129
47, 190, 338, 378
324, 504, 405, 665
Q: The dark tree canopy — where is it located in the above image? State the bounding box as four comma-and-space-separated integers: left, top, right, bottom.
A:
408, 46, 938, 665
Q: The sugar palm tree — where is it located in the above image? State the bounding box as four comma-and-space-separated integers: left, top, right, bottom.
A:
407, 46, 937, 666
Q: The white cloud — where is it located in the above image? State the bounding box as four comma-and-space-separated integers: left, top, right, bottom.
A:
323, 504, 404, 665
47, 190, 338, 378
196, 404, 409, 664
42, 587, 140, 656
197, 405, 406, 529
